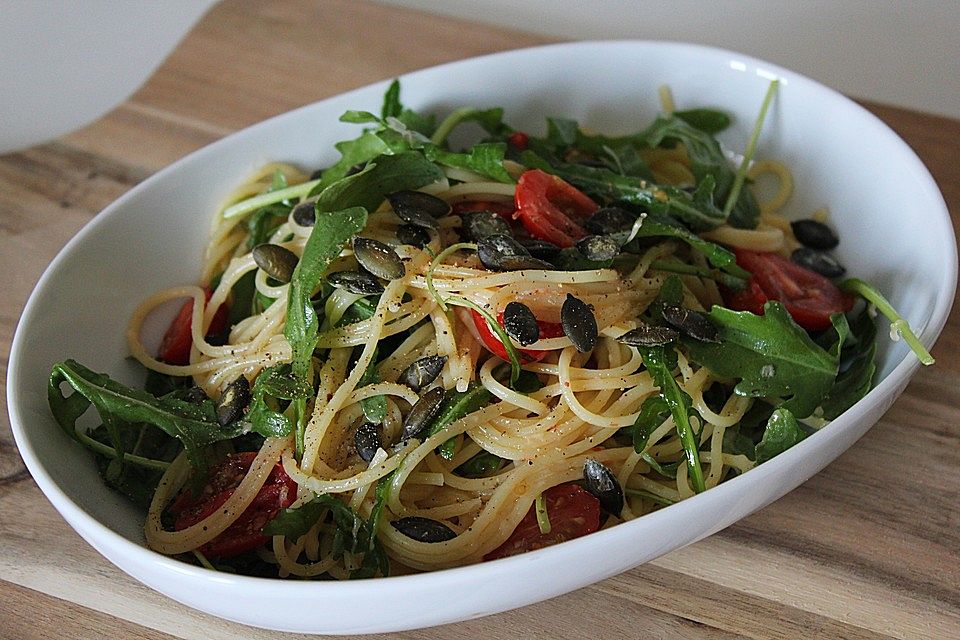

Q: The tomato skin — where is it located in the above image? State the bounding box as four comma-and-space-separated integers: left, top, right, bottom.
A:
514, 169, 598, 248
451, 200, 516, 220
170, 452, 297, 559
726, 249, 854, 331
507, 131, 529, 151
484, 484, 601, 561
469, 308, 563, 363
158, 286, 228, 365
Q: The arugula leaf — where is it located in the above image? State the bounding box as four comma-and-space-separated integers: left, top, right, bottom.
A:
640, 114, 760, 228
722, 426, 757, 461
425, 383, 493, 460
685, 303, 838, 418
512, 369, 543, 394
262, 496, 328, 539
313, 152, 444, 212
520, 150, 726, 231
424, 143, 513, 183
632, 394, 670, 453
755, 408, 808, 463
621, 215, 744, 274
641, 453, 681, 479
638, 346, 705, 493
675, 108, 732, 134
455, 450, 504, 478
245, 365, 313, 438
284, 206, 368, 380
49, 360, 241, 468
358, 347, 387, 424
431, 107, 509, 146
381, 79, 402, 119
821, 308, 878, 420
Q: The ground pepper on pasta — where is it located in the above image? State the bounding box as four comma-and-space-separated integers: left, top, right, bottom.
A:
47, 80, 933, 579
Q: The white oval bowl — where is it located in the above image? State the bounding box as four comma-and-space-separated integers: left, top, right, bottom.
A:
8, 41, 956, 634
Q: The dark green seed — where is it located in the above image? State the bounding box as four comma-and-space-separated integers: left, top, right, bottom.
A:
477, 234, 554, 271
583, 459, 624, 516
661, 306, 720, 343
291, 201, 316, 227
397, 223, 431, 248
354, 422, 381, 463
617, 323, 679, 347
398, 355, 447, 392
791, 219, 839, 250
402, 386, 445, 439
502, 301, 540, 346
576, 235, 620, 261
791, 247, 846, 278
391, 516, 456, 542
216, 376, 250, 427
353, 237, 405, 280
463, 211, 511, 241
387, 190, 450, 229
327, 270, 384, 295
561, 294, 598, 352
585, 206, 635, 235
252, 243, 299, 284
518, 238, 560, 260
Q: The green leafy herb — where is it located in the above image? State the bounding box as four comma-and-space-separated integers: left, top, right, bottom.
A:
424, 383, 493, 460
424, 143, 513, 183
755, 408, 808, 464
358, 348, 387, 424
49, 360, 241, 468
638, 346, 706, 493
632, 394, 670, 453
685, 302, 838, 418
675, 108, 731, 134
455, 450, 505, 477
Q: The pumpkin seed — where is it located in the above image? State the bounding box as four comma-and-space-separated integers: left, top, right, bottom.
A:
791, 219, 839, 250
327, 270, 384, 295
354, 422, 382, 463
502, 301, 540, 346
561, 294, 598, 352
387, 190, 450, 229
252, 243, 299, 284
617, 323, 679, 347
791, 247, 846, 278
517, 238, 560, 260
391, 516, 456, 542
463, 211, 511, 241
396, 223, 431, 248
583, 459, 624, 516
353, 237, 405, 280
216, 375, 251, 427
291, 201, 316, 227
661, 305, 720, 343
398, 355, 447, 392
576, 234, 620, 261
402, 386, 445, 439
585, 206, 635, 235
477, 234, 554, 272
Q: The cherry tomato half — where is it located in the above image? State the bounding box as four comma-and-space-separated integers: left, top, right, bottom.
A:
169, 452, 297, 559
484, 483, 601, 561
469, 308, 564, 363
158, 286, 228, 365
725, 249, 854, 331
514, 169, 598, 248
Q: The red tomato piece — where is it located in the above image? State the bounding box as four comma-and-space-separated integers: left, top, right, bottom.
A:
451, 200, 516, 220
514, 169, 598, 248
158, 286, 228, 365
169, 452, 297, 559
507, 131, 529, 151
725, 249, 854, 331
469, 308, 563, 363
484, 484, 601, 561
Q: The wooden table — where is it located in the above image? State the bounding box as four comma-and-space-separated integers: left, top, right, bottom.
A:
2, 1, 958, 638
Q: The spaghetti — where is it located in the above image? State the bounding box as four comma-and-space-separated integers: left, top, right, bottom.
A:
49, 80, 928, 579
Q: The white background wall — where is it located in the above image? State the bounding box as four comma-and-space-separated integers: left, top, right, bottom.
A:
379, 0, 960, 119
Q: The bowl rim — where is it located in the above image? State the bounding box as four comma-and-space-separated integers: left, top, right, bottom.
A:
7, 37, 957, 607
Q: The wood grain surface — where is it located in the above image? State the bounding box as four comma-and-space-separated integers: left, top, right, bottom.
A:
1, 1, 958, 638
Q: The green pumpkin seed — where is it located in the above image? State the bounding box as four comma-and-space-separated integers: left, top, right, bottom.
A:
252, 243, 299, 284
